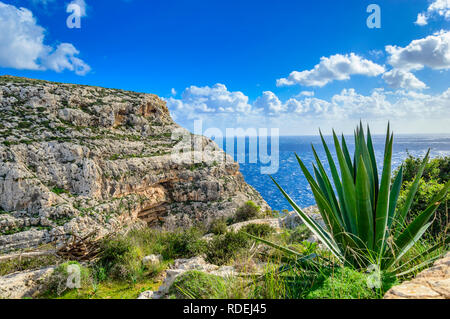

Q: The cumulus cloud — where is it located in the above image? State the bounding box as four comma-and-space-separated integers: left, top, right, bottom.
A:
165, 84, 252, 120
382, 69, 427, 90
253, 91, 285, 114
386, 30, 450, 71
0, 2, 90, 75
276, 53, 385, 87
415, 0, 450, 25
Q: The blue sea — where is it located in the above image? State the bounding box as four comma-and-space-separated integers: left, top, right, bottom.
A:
223, 135, 450, 211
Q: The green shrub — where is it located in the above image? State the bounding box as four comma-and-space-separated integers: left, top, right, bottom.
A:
209, 218, 228, 235
288, 225, 313, 244
96, 237, 144, 282
46, 261, 92, 296
206, 231, 251, 265
241, 223, 275, 238
397, 178, 449, 238
399, 154, 449, 184
169, 270, 226, 299
161, 227, 207, 260
234, 201, 261, 223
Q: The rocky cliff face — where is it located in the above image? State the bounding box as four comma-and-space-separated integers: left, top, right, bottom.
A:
0, 75, 269, 253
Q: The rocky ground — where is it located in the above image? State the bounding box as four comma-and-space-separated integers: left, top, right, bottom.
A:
384, 252, 450, 299
0, 75, 268, 253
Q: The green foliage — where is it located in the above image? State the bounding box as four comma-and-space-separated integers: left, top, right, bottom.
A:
96, 238, 144, 282
305, 267, 396, 299
269, 123, 450, 274
209, 217, 228, 235
160, 227, 208, 260
288, 225, 313, 244
51, 187, 68, 195
398, 178, 449, 238
46, 261, 92, 296
0, 254, 60, 277
241, 223, 275, 238
206, 231, 251, 265
169, 270, 226, 299
399, 154, 449, 184
234, 201, 261, 222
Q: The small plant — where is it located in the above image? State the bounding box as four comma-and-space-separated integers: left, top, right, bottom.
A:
209, 217, 228, 235
45, 261, 92, 296
206, 231, 251, 265
242, 223, 275, 238
161, 227, 207, 260
234, 201, 261, 223
96, 237, 144, 282
169, 270, 226, 299
288, 225, 313, 244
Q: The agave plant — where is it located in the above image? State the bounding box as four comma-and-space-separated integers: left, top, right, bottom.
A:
268, 123, 449, 274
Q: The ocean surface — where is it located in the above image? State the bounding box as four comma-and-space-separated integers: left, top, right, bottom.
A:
222, 134, 450, 211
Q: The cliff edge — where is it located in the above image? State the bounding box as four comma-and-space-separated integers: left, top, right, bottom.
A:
0, 75, 269, 253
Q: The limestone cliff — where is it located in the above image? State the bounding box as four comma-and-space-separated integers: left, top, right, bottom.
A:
0, 75, 269, 252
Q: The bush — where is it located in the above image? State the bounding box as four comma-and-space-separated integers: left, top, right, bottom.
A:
161, 227, 208, 260
46, 261, 92, 296
241, 223, 275, 238
206, 231, 251, 265
234, 201, 261, 223
96, 237, 144, 282
399, 154, 449, 184
169, 270, 226, 299
288, 225, 313, 244
209, 218, 228, 235
397, 178, 449, 238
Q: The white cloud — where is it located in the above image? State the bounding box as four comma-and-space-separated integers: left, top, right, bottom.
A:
296, 91, 315, 97
0, 2, 90, 75
416, 0, 450, 25
276, 53, 385, 87
165, 83, 252, 120
382, 69, 427, 90
171, 88, 177, 95
386, 30, 450, 71
253, 91, 285, 114
415, 13, 428, 26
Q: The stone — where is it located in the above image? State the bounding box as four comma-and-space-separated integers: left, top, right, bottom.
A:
143, 254, 162, 267
137, 290, 154, 299
0, 266, 55, 299
384, 252, 450, 299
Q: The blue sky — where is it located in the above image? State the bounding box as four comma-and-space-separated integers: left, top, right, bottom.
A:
0, 0, 449, 135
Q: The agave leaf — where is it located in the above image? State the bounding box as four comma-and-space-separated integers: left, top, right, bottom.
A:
355, 156, 374, 249
388, 222, 433, 269
394, 149, 430, 236
395, 253, 447, 277
393, 236, 449, 273
245, 232, 305, 258
320, 131, 351, 229
366, 125, 379, 200
341, 134, 354, 180
333, 131, 358, 234
270, 177, 343, 261
387, 166, 403, 230
311, 146, 345, 227
374, 132, 393, 254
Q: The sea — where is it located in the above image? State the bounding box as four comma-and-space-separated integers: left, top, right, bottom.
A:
222, 134, 450, 211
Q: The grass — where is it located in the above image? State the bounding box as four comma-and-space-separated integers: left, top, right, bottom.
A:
0, 254, 61, 277
42, 278, 161, 299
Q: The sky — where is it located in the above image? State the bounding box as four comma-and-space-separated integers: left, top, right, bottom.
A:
0, 0, 449, 135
